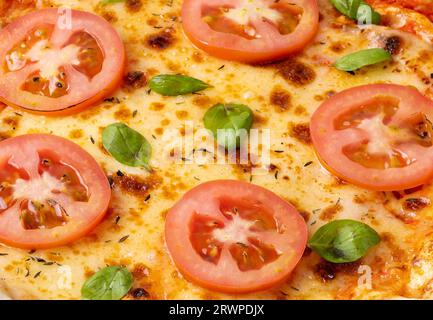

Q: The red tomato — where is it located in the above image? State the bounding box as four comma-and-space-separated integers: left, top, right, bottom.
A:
182, 0, 319, 63
165, 180, 307, 293
0, 134, 111, 249
310, 84, 433, 191
0, 9, 125, 115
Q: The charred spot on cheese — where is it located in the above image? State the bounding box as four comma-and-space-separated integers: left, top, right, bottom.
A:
403, 198, 430, 211
192, 51, 204, 63
330, 41, 348, 53
2, 115, 20, 130
175, 110, 189, 120
289, 123, 311, 144
315, 260, 360, 282
132, 263, 149, 280
101, 11, 118, 23
320, 201, 343, 221
130, 287, 150, 300
192, 95, 212, 108
111, 171, 161, 198
114, 105, 133, 122
149, 102, 165, 111
270, 87, 292, 112
123, 71, 147, 91
125, 0, 143, 13
274, 59, 316, 87
384, 36, 402, 55
146, 30, 175, 50
69, 129, 83, 139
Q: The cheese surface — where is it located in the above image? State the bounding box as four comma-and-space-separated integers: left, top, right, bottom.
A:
1, 0, 433, 300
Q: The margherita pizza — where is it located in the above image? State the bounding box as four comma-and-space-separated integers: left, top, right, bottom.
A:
1, 0, 433, 301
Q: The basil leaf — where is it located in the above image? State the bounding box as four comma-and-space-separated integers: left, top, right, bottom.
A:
81, 266, 133, 300
308, 219, 380, 263
330, 0, 380, 25
334, 48, 391, 71
149, 74, 210, 96
203, 103, 254, 150
331, 0, 362, 19
102, 123, 152, 169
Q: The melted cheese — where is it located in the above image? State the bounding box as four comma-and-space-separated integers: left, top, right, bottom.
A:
224, 0, 282, 25
12, 172, 63, 202
0, 0, 433, 300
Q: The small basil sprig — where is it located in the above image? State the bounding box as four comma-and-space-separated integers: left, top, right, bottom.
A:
81, 266, 133, 300
204, 103, 254, 150
102, 123, 152, 170
334, 48, 391, 72
149, 74, 210, 96
308, 220, 380, 263
331, 0, 380, 25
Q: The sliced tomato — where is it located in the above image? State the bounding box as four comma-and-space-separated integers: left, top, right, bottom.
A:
0, 134, 111, 249
0, 8, 125, 115
165, 180, 307, 293
310, 84, 433, 191
181, 0, 319, 63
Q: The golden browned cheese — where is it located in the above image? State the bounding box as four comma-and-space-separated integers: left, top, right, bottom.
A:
1, 0, 433, 300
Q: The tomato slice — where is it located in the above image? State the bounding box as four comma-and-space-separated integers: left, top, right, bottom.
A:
310, 84, 433, 191
0, 134, 111, 249
0, 9, 125, 115
181, 0, 319, 63
165, 180, 307, 293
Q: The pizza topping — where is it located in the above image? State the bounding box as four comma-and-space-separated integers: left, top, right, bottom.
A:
123, 71, 147, 91
334, 48, 392, 72
146, 30, 174, 50
149, 74, 210, 96
331, 0, 381, 24
81, 266, 133, 300
165, 180, 307, 293
308, 220, 380, 263
102, 123, 152, 170
203, 103, 254, 150
403, 197, 430, 211
310, 84, 433, 191
0, 9, 125, 115
384, 35, 403, 55
275, 59, 316, 87
182, 0, 319, 63
0, 134, 111, 249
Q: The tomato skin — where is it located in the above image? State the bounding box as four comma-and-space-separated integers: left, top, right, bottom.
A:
0, 9, 125, 116
310, 84, 433, 191
165, 180, 307, 293
181, 0, 319, 63
0, 134, 111, 249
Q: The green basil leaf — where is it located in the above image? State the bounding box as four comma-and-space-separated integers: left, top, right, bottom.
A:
357, 4, 381, 25
331, 0, 362, 19
334, 48, 391, 71
102, 123, 152, 169
330, 0, 380, 24
81, 266, 133, 300
149, 74, 211, 96
203, 103, 254, 150
308, 219, 380, 263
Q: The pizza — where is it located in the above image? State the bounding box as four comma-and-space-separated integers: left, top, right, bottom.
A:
1, 0, 433, 300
